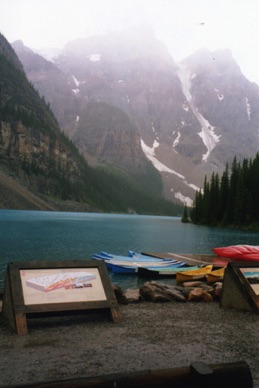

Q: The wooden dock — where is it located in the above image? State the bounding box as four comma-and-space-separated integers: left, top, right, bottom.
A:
143, 252, 231, 268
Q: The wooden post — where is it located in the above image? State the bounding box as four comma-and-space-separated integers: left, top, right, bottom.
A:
15, 312, 28, 336
110, 306, 123, 323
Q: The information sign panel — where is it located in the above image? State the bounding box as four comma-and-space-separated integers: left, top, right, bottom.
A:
2, 260, 122, 335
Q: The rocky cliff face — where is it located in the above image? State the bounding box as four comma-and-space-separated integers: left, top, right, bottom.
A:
180, 48, 259, 164
11, 40, 79, 138
73, 101, 147, 171
12, 38, 151, 173
13, 28, 259, 206
0, 34, 90, 206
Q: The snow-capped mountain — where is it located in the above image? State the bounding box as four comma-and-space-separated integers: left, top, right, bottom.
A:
12, 28, 259, 206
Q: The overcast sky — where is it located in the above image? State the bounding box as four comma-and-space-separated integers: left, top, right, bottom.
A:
1, 0, 259, 84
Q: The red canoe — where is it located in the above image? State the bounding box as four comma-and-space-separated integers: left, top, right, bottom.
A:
212, 245, 259, 261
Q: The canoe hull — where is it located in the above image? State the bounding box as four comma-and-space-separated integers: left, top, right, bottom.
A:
110, 260, 186, 274
176, 265, 213, 283
111, 264, 137, 274
206, 267, 225, 283
212, 245, 259, 261
138, 265, 199, 278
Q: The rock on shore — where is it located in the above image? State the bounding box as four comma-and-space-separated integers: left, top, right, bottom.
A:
114, 281, 223, 304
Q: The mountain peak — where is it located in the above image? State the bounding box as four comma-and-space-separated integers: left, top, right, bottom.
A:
12, 39, 34, 54
12, 40, 25, 48
182, 47, 241, 76
0, 33, 24, 73
62, 25, 172, 64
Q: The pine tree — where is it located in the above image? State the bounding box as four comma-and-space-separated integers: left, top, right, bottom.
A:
250, 153, 259, 222
218, 164, 229, 224
227, 157, 239, 224
181, 204, 190, 223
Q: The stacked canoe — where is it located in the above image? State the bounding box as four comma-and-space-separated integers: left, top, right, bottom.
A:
92, 250, 226, 283
92, 251, 188, 274
138, 264, 225, 282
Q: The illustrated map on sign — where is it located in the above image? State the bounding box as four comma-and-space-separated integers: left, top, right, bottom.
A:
26, 271, 96, 292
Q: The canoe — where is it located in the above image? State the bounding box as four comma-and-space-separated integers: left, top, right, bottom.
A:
138, 265, 200, 278
92, 252, 169, 270
109, 259, 186, 274
176, 265, 213, 283
111, 263, 138, 274
92, 250, 185, 273
128, 250, 163, 260
206, 267, 225, 283
212, 245, 259, 261
92, 252, 171, 263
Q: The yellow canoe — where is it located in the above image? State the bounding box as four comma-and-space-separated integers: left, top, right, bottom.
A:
176, 265, 213, 283
207, 267, 225, 283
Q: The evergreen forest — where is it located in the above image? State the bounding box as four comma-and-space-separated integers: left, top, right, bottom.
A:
190, 153, 259, 228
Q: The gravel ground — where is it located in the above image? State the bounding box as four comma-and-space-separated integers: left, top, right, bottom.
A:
0, 300, 259, 387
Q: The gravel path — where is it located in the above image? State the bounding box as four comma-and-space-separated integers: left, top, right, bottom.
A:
0, 301, 259, 387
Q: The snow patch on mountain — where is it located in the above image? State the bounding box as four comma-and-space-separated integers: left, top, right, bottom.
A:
141, 139, 199, 205
174, 192, 193, 207
197, 114, 220, 161
177, 63, 221, 162
88, 54, 101, 62
173, 131, 181, 151
214, 88, 224, 101
72, 75, 80, 87
141, 139, 184, 178
183, 181, 200, 191
246, 97, 251, 120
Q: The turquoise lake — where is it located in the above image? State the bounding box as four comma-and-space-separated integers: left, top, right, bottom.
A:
0, 209, 259, 290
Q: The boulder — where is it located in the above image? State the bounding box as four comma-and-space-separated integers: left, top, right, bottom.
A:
114, 280, 221, 305
212, 282, 223, 300
182, 281, 205, 288
188, 287, 214, 302
124, 288, 140, 303
139, 281, 187, 302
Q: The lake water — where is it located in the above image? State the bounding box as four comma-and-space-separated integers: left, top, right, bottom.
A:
0, 209, 259, 291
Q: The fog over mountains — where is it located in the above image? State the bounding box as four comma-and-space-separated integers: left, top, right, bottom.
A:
12, 26, 259, 206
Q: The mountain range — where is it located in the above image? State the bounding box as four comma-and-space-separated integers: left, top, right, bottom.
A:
1, 26, 259, 211
0, 31, 182, 214
12, 26, 259, 207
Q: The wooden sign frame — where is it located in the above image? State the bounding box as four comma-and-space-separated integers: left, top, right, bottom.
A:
221, 261, 259, 313
2, 259, 122, 335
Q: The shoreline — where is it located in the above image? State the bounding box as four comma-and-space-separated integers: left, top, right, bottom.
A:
1, 301, 259, 387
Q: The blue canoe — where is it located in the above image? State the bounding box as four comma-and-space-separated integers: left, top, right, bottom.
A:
92, 250, 187, 273
92, 250, 172, 262
108, 260, 188, 274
